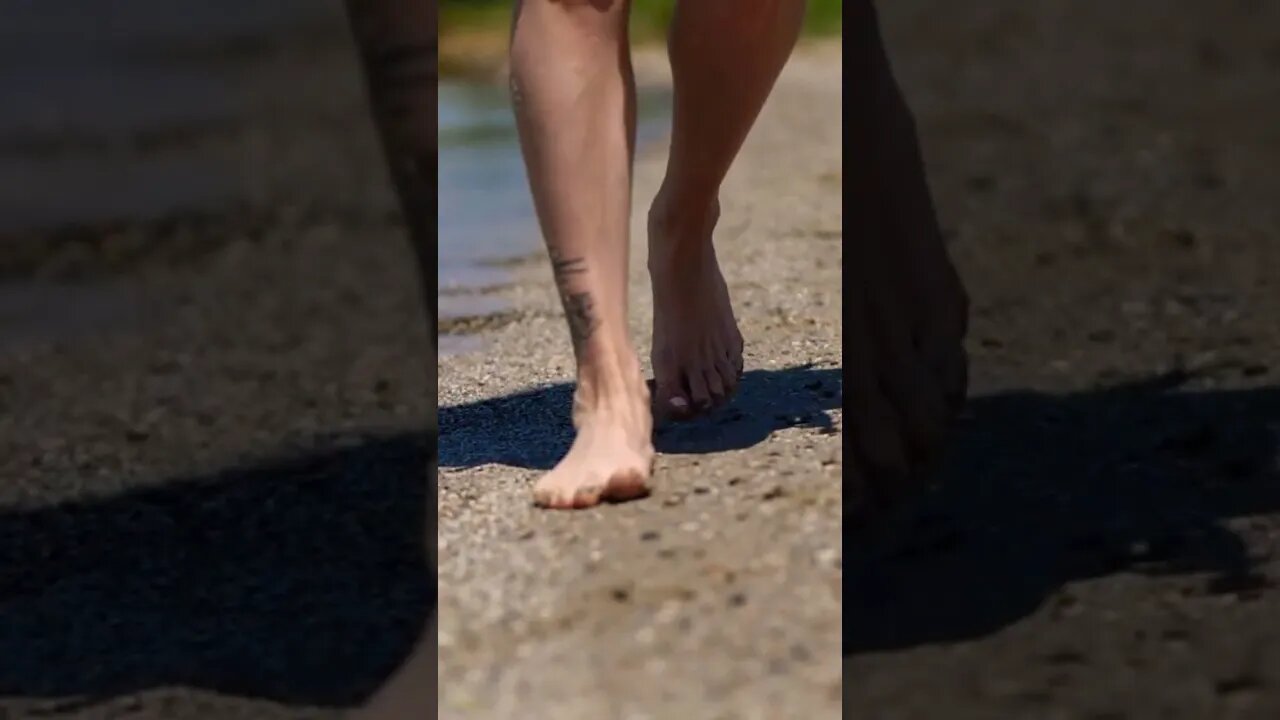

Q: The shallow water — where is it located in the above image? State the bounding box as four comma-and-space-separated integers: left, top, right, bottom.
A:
438, 80, 673, 351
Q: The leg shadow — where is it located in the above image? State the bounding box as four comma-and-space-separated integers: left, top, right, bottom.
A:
438, 363, 843, 470
0, 431, 434, 709
845, 373, 1280, 654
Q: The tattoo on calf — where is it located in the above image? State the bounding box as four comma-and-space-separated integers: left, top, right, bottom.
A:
562, 291, 598, 350
548, 249, 597, 351
549, 250, 587, 280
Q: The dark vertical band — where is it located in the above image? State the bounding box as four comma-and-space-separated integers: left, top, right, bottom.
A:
342, 0, 439, 606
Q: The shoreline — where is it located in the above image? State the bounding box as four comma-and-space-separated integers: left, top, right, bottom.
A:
440, 26, 842, 82
439, 39, 680, 85
436, 47, 681, 354
437, 39, 840, 356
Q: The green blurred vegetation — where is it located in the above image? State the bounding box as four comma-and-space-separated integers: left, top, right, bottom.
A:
441, 0, 842, 43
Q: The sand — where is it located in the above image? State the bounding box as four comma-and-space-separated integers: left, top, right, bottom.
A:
436, 42, 844, 720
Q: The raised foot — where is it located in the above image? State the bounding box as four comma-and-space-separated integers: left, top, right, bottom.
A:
648, 199, 745, 422
845, 83, 970, 521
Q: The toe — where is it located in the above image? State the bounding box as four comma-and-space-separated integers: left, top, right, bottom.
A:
857, 387, 911, 481
714, 351, 739, 398
848, 284, 914, 504
884, 355, 949, 462
652, 360, 694, 420
532, 482, 564, 509
604, 468, 650, 502
655, 378, 693, 420
702, 361, 727, 406
572, 483, 604, 508
684, 370, 713, 413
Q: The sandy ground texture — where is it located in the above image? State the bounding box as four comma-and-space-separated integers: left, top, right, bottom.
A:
434, 42, 844, 720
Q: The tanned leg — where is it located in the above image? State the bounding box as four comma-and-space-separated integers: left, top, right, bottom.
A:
647, 0, 806, 419
509, 0, 653, 509
342, 0, 437, 716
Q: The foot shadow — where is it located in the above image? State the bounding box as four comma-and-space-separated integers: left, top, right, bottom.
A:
845, 373, 1280, 655
0, 431, 434, 710
438, 363, 843, 470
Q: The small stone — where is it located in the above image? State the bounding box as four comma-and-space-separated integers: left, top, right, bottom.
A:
1166, 228, 1197, 248
815, 547, 839, 567
1242, 364, 1268, 377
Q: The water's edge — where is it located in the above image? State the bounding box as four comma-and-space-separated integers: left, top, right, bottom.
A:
438, 79, 672, 355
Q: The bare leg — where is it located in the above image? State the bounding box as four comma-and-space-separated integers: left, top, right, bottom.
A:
647, 0, 806, 419
510, 0, 653, 509
342, 0, 437, 715
845, 0, 969, 522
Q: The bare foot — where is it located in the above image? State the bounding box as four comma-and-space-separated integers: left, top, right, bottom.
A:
647, 195, 746, 421
533, 363, 654, 509
845, 61, 970, 525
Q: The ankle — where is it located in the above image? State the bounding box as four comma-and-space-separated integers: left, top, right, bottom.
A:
647, 189, 720, 270
573, 342, 647, 412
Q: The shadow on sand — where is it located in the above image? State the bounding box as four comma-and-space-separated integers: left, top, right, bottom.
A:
846, 372, 1280, 656
442, 363, 1280, 660
439, 364, 845, 470
3, 365, 1276, 707
0, 432, 433, 710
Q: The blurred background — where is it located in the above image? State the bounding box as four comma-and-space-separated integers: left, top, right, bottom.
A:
0, 1, 435, 716
436, 0, 842, 351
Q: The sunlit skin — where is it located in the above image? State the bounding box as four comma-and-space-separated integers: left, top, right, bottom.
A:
509, 0, 808, 509
510, 0, 967, 510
